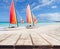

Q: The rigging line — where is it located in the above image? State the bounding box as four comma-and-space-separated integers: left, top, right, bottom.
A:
16, 10, 22, 18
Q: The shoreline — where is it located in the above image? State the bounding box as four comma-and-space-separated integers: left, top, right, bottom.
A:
0, 24, 60, 34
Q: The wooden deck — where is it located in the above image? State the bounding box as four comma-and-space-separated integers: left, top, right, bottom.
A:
0, 28, 60, 49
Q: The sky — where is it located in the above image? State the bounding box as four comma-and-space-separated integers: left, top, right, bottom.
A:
0, 0, 60, 22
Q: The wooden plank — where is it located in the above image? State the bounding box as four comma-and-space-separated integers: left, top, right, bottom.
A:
16, 33, 32, 45
30, 33, 50, 45
46, 33, 60, 42
44, 30, 60, 41
0, 34, 12, 42
48, 31, 60, 37
0, 34, 21, 45
38, 33, 60, 45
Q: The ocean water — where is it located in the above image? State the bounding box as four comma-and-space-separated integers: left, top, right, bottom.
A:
0, 22, 60, 28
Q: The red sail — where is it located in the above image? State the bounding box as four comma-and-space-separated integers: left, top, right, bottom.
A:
34, 16, 37, 24
10, 0, 17, 24
33, 14, 37, 24
26, 4, 32, 24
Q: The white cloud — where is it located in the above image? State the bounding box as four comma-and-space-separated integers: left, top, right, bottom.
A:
32, 0, 54, 11
39, 0, 51, 4
51, 6, 57, 9
38, 13, 60, 21
31, 2, 37, 8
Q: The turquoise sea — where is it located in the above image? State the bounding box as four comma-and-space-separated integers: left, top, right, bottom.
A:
0, 22, 60, 28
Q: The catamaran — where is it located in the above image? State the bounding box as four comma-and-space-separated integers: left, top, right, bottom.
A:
20, 18, 24, 24
26, 4, 37, 28
9, 0, 18, 28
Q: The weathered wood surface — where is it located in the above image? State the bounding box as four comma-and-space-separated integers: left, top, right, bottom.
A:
0, 30, 60, 45
0, 28, 60, 49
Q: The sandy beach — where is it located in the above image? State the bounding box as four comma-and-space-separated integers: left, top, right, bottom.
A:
0, 24, 60, 46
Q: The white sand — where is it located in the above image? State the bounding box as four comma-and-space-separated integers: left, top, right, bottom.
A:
0, 24, 60, 34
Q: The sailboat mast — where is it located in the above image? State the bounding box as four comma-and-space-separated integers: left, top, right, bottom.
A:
31, 12, 34, 26
13, 0, 19, 27
28, 4, 34, 26
16, 10, 19, 27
